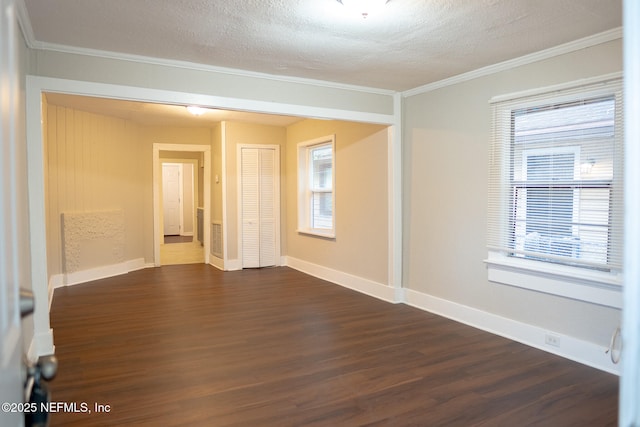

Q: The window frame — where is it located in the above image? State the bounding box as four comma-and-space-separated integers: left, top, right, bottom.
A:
297, 135, 336, 238
486, 74, 623, 308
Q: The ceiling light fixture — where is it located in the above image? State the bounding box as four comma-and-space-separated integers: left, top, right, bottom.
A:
186, 105, 207, 116
336, 0, 390, 19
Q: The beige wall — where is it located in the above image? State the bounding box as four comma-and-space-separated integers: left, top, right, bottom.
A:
223, 121, 287, 261
41, 110, 388, 277
43, 99, 218, 272
403, 39, 623, 347
43, 99, 144, 276
211, 123, 223, 225
285, 120, 389, 285
31, 50, 394, 116
38, 31, 622, 352
138, 126, 214, 260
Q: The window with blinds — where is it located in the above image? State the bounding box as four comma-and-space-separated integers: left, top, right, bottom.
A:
310, 144, 333, 229
488, 76, 623, 284
297, 135, 336, 238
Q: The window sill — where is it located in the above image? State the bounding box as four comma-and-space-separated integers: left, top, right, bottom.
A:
297, 229, 336, 239
485, 252, 622, 309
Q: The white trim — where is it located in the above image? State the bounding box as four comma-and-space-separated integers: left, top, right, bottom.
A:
32, 76, 395, 125
153, 143, 211, 267
489, 72, 623, 105
14, 0, 35, 48
283, 256, 400, 303
50, 258, 148, 287
388, 92, 402, 289
621, 0, 640, 423
178, 163, 185, 236
27, 330, 55, 363
126, 258, 151, 272
403, 28, 623, 98
297, 135, 336, 237
224, 259, 242, 271
221, 122, 229, 270
25, 76, 53, 365
486, 255, 622, 309
295, 229, 336, 239
404, 288, 620, 375
208, 255, 224, 271
47, 278, 56, 311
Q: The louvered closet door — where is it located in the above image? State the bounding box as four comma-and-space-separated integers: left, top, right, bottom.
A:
258, 149, 276, 266
241, 147, 277, 268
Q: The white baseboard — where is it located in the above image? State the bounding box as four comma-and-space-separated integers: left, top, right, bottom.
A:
27, 329, 55, 363
224, 258, 243, 271
46, 254, 618, 375
52, 258, 149, 288
209, 255, 224, 271
283, 256, 400, 303
404, 289, 620, 375
48, 274, 64, 308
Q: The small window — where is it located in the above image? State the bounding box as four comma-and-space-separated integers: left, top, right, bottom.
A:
298, 135, 335, 238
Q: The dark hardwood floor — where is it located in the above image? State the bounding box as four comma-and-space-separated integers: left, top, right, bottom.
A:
48, 265, 618, 426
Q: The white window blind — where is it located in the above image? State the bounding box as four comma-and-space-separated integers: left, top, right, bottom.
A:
488, 77, 623, 273
297, 135, 336, 238
310, 144, 333, 230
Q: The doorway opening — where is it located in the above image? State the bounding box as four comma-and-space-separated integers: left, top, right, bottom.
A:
159, 159, 203, 264
153, 144, 211, 267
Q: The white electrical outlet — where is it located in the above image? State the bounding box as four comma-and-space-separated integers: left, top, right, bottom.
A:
545, 334, 561, 347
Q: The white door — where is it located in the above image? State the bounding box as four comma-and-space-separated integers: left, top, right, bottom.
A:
162, 163, 181, 235
240, 147, 279, 268
1, 0, 28, 424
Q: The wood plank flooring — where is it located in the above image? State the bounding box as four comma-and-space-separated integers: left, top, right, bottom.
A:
48, 265, 618, 426
160, 241, 204, 265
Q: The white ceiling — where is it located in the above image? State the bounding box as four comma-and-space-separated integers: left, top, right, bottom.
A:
25, 0, 622, 126
44, 93, 304, 127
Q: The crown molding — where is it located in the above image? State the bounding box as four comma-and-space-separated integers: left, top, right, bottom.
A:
15, 0, 621, 99
15, 0, 394, 97
402, 27, 623, 98
15, 0, 36, 47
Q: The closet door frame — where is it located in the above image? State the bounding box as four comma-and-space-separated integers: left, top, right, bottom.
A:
237, 144, 281, 268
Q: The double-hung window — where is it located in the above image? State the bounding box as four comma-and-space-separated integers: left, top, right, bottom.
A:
486, 75, 623, 308
297, 135, 336, 238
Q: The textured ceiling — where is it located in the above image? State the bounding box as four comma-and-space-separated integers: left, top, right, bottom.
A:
24, 0, 622, 92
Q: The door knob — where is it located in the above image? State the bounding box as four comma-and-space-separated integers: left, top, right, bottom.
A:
20, 288, 35, 318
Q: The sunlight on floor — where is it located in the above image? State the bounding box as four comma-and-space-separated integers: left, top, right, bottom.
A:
160, 241, 205, 265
